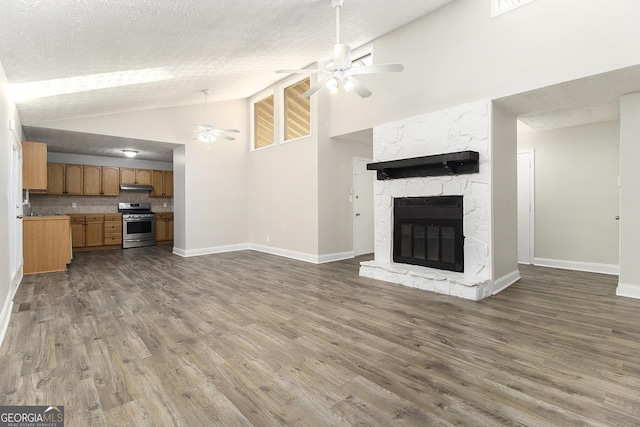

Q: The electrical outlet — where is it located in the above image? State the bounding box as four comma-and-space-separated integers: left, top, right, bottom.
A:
163, 202, 167, 207
266, 235, 270, 242
71, 202, 77, 208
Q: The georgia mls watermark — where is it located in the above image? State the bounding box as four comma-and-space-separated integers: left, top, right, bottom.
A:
0, 406, 64, 427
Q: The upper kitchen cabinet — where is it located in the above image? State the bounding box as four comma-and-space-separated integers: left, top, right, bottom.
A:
22, 141, 47, 190
84, 165, 119, 196
65, 164, 84, 195
47, 163, 66, 195
120, 168, 152, 185
151, 170, 173, 197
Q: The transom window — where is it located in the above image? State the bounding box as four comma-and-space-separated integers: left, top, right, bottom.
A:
253, 95, 274, 149
283, 78, 311, 141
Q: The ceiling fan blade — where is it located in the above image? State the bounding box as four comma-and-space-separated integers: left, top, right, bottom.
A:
210, 128, 240, 134
344, 77, 372, 98
302, 78, 329, 98
333, 44, 352, 68
351, 63, 405, 75
276, 69, 321, 74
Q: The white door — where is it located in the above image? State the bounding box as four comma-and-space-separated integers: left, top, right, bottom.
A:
10, 130, 23, 290
353, 157, 374, 256
517, 150, 534, 264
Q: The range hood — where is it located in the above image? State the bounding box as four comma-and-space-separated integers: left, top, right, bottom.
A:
120, 183, 154, 191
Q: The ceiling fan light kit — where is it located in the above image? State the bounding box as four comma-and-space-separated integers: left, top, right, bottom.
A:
276, 0, 404, 98
193, 89, 240, 144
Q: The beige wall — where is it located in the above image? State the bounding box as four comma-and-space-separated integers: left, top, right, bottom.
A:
518, 121, 620, 266
491, 103, 518, 283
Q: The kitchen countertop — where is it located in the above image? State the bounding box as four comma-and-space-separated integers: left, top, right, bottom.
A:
23, 214, 70, 221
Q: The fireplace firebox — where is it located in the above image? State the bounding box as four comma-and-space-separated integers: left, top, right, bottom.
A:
393, 196, 464, 272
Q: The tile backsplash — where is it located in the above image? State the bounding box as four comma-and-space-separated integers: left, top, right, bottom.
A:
27, 191, 173, 214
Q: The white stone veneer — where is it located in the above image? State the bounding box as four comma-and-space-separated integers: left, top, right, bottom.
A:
360, 100, 494, 301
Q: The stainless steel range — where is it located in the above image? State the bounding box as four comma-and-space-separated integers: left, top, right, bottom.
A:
118, 202, 156, 248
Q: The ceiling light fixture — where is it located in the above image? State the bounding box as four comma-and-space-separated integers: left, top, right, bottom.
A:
122, 149, 138, 158
192, 89, 240, 143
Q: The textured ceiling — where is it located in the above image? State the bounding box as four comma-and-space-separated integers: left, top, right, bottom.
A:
1, 0, 455, 126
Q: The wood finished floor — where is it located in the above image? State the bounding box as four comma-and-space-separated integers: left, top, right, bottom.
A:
1, 247, 640, 426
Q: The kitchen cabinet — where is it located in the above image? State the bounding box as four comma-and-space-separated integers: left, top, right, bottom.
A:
104, 213, 122, 245
101, 166, 120, 195
65, 164, 84, 195
47, 163, 66, 195
23, 215, 71, 274
156, 212, 174, 244
22, 141, 48, 190
120, 168, 152, 185
70, 215, 86, 247
83, 165, 101, 195
151, 170, 174, 197
84, 165, 120, 196
85, 214, 104, 247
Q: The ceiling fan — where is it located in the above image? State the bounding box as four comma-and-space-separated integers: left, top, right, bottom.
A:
193, 89, 240, 143
276, 0, 404, 98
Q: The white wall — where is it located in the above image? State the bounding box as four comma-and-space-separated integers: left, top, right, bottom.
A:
0, 60, 23, 343
518, 121, 620, 268
618, 93, 640, 298
329, 0, 640, 137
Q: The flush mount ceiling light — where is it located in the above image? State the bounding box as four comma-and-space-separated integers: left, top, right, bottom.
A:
192, 89, 240, 143
276, 0, 404, 98
122, 149, 138, 158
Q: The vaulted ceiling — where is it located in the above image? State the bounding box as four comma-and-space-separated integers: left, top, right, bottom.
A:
0, 0, 455, 126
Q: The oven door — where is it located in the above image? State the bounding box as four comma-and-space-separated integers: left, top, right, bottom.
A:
123, 216, 156, 246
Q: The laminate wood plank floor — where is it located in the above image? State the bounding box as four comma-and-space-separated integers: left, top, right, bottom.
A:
2, 246, 640, 426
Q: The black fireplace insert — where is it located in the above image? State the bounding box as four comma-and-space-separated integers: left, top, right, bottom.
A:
393, 196, 464, 272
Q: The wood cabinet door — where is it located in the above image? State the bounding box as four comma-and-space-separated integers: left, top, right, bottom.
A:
120, 168, 136, 184
156, 216, 167, 241
166, 217, 174, 241
85, 219, 104, 247
151, 170, 163, 196
136, 169, 152, 185
163, 171, 174, 197
71, 222, 85, 247
65, 164, 84, 195
22, 141, 47, 190
101, 166, 120, 195
47, 163, 66, 195
83, 165, 101, 195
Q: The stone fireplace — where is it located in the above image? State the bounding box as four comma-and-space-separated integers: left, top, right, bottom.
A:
359, 99, 520, 301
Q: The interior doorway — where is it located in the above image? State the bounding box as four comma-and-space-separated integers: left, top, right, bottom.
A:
517, 150, 534, 264
353, 157, 374, 256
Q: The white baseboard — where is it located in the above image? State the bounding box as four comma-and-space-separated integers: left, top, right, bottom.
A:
533, 257, 619, 276
616, 282, 640, 299
492, 270, 521, 295
175, 243, 251, 258
0, 289, 15, 350
173, 243, 354, 265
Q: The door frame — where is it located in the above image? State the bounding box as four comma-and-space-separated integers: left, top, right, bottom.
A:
9, 126, 23, 294
517, 149, 535, 264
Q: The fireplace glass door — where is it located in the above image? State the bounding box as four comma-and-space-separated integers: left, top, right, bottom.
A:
394, 196, 463, 272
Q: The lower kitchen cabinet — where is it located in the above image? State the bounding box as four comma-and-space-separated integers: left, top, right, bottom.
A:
23, 215, 72, 274
70, 213, 122, 250
156, 212, 174, 244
